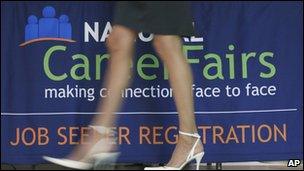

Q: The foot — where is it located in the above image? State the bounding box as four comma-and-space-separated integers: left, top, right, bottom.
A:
166, 133, 204, 168
66, 126, 117, 161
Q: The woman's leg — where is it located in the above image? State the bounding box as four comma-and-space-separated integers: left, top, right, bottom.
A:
68, 25, 137, 160
153, 35, 204, 167
93, 25, 137, 127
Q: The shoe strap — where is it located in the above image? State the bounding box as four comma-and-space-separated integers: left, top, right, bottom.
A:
179, 131, 201, 161
179, 131, 201, 138
85, 125, 117, 159
89, 125, 114, 135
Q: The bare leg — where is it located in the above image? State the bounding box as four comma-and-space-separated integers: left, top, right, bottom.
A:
68, 25, 137, 160
153, 35, 204, 167
93, 25, 136, 127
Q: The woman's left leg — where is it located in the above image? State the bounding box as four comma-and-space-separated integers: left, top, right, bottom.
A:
152, 35, 204, 167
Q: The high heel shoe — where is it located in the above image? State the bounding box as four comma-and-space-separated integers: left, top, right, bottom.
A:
43, 125, 120, 170
144, 131, 204, 170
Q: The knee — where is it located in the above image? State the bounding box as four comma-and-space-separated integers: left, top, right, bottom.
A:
106, 30, 135, 54
153, 36, 181, 61
106, 34, 128, 53
153, 37, 167, 55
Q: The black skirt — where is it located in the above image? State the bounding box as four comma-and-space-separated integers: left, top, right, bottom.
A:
113, 1, 195, 37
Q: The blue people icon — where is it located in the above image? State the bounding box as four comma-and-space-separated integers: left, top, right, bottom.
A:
25, 15, 38, 41
38, 6, 59, 38
59, 14, 72, 39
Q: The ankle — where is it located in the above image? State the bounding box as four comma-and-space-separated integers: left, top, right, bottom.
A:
178, 134, 197, 145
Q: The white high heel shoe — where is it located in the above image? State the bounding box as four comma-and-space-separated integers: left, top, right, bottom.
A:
43, 125, 120, 170
144, 131, 204, 170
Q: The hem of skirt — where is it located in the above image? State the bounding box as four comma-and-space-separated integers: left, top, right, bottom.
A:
113, 21, 194, 37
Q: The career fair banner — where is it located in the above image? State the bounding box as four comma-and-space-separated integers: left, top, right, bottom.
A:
1, 1, 303, 164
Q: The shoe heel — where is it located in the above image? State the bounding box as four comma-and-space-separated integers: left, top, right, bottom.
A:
194, 152, 204, 170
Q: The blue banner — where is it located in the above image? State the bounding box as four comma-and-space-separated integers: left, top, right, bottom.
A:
1, 1, 303, 164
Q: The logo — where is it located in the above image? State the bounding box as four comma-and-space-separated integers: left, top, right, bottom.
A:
287, 159, 301, 167
20, 6, 76, 47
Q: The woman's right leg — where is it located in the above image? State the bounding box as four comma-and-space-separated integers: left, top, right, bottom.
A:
68, 25, 137, 160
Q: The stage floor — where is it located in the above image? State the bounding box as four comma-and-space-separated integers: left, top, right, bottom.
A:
1, 161, 303, 170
